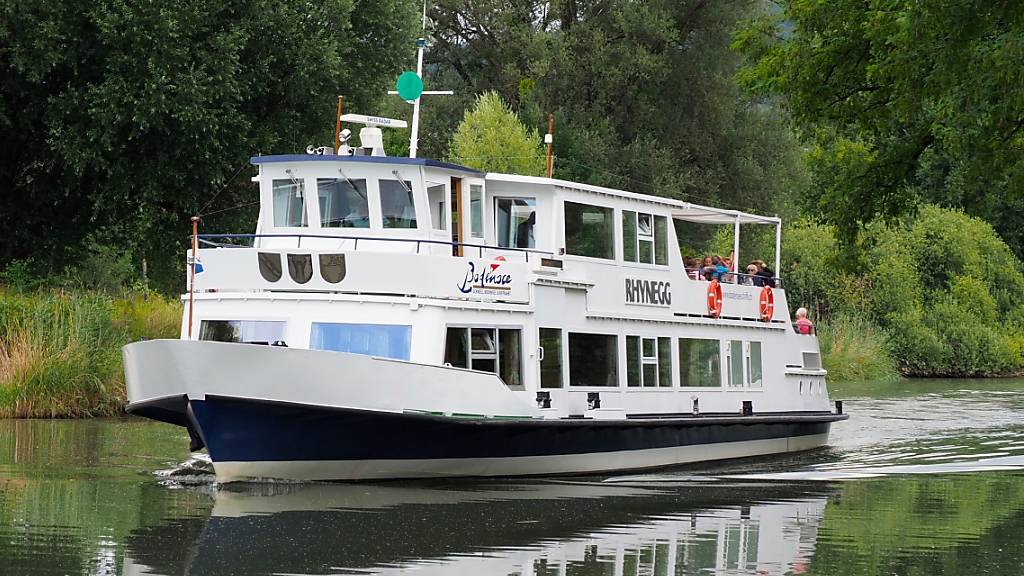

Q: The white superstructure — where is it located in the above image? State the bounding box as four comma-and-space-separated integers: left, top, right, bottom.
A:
124, 142, 844, 482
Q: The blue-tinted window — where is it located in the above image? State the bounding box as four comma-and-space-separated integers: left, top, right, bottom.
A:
310, 323, 411, 360
200, 320, 286, 344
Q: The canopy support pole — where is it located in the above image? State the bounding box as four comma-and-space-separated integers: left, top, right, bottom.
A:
774, 220, 781, 278
733, 215, 740, 275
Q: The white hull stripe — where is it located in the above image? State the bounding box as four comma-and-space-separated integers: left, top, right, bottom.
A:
213, 433, 830, 482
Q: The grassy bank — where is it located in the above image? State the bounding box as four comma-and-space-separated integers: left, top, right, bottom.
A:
0, 289, 179, 418
818, 315, 900, 383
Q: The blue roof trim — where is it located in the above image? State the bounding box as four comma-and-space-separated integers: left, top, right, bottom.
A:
250, 154, 484, 175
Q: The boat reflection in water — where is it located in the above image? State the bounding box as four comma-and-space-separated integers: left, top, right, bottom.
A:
122, 478, 831, 575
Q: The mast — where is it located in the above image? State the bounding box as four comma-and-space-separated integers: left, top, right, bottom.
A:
391, 1, 452, 158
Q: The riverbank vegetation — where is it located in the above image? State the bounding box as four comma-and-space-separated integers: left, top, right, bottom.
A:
0, 288, 179, 418
762, 206, 1024, 379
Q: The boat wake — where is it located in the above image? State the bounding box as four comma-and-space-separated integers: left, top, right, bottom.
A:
155, 454, 216, 487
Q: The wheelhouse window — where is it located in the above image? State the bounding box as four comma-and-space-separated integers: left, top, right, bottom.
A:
678, 338, 721, 387
317, 178, 368, 228
564, 202, 614, 259
200, 320, 286, 344
568, 332, 618, 386
470, 184, 484, 238
272, 179, 307, 227
539, 328, 562, 388
627, 336, 672, 387
496, 198, 537, 249
427, 183, 447, 231
622, 210, 668, 265
444, 327, 522, 387
379, 179, 416, 228
310, 323, 411, 360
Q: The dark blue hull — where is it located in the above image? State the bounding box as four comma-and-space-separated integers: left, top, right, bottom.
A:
159, 395, 846, 481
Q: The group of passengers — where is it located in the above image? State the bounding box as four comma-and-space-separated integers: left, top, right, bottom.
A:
683, 253, 776, 287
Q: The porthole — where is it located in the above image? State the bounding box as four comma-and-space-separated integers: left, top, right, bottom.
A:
258, 252, 283, 282
319, 254, 347, 284
287, 253, 313, 284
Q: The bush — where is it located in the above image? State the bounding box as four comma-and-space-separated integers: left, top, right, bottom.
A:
778, 205, 1024, 379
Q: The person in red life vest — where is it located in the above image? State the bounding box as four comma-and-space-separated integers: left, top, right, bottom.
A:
794, 307, 814, 334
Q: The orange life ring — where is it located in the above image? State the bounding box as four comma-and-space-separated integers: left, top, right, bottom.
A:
707, 279, 723, 318
759, 286, 775, 322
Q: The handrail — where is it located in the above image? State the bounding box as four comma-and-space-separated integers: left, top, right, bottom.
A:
684, 268, 784, 289
195, 233, 554, 262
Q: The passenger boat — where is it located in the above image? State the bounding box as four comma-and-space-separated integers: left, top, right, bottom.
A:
123, 117, 847, 482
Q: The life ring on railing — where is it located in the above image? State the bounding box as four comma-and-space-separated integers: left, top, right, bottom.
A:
759, 286, 775, 322
707, 279, 723, 318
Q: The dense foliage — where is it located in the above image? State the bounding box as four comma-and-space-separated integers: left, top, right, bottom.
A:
780, 207, 1024, 377
421, 0, 807, 220
736, 1, 1024, 255
0, 0, 417, 291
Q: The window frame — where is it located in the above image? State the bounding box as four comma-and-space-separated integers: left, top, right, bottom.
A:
426, 182, 448, 231
443, 325, 524, 389
494, 196, 538, 249
621, 209, 669, 266
271, 178, 309, 228
678, 337, 724, 389
539, 327, 564, 389
567, 331, 619, 387
469, 183, 485, 239
626, 335, 674, 388
308, 322, 412, 360
563, 200, 616, 261
315, 177, 370, 229
198, 319, 288, 345
378, 178, 418, 229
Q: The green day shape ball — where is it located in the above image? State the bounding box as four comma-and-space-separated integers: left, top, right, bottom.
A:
396, 71, 424, 101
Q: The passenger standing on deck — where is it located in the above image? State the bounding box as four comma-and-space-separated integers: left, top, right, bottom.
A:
753, 260, 776, 288
794, 307, 814, 334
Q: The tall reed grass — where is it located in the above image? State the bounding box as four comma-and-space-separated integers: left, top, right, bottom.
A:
0, 289, 180, 418
817, 314, 899, 383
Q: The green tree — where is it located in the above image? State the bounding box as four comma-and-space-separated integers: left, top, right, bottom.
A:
735, 1, 1024, 255
423, 0, 805, 225
447, 91, 546, 175
0, 0, 417, 292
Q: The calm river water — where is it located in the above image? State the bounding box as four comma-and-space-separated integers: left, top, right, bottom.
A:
3, 379, 1024, 575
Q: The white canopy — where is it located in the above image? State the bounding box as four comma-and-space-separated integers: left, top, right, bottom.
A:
670, 204, 780, 226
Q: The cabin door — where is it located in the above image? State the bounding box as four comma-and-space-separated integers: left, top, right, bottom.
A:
451, 177, 463, 256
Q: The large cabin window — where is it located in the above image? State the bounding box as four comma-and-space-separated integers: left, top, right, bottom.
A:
200, 320, 286, 344
444, 327, 522, 387
564, 202, 614, 259
496, 198, 537, 249
272, 179, 307, 227
626, 336, 672, 387
678, 338, 721, 387
539, 328, 562, 388
568, 332, 618, 386
310, 323, 411, 360
622, 211, 668, 265
379, 179, 416, 228
317, 178, 368, 228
